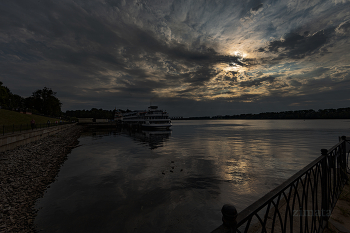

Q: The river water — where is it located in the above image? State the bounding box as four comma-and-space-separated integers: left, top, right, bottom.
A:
34, 119, 350, 232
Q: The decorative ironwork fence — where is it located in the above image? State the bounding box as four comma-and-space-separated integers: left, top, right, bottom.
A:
1, 122, 72, 136
212, 136, 349, 233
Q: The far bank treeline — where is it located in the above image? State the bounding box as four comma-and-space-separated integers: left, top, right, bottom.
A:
68, 107, 350, 120
3, 81, 350, 120
65, 109, 133, 119
65, 109, 114, 119
209, 108, 350, 120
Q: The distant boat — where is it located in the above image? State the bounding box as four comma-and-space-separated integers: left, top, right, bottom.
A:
114, 111, 123, 122
120, 106, 172, 130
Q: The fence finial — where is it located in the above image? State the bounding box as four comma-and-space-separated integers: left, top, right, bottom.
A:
221, 204, 237, 228
321, 149, 328, 155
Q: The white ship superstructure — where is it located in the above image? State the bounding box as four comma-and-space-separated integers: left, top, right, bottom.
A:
142, 106, 172, 129
120, 106, 172, 129
122, 110, 146, 124
114, 111, 123, 122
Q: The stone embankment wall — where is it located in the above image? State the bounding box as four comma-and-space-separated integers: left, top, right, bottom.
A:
0, 124, 75, 153
0, 125, 85, 232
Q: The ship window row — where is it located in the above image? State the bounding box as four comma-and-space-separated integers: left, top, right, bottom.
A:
146, 116, 168, 119
149, 121, 170, 124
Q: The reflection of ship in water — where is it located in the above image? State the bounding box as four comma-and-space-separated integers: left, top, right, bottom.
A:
80, 125, 172, 150
123, 128, 172, 150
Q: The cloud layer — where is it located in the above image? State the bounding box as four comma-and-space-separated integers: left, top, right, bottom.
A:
1, 0, 350, 116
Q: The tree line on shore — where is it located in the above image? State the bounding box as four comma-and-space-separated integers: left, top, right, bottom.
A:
0, 82, 62, 117
65, 108, 140, 119
2, 81, 350, 120
210, 108, 350, 119
65, 109, 114, 119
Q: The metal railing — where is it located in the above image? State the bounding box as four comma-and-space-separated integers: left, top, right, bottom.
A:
212, 136, 349, 233
1, 122, 73, 136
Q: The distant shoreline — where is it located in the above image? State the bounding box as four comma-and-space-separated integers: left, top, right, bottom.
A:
171, 118, 350, 120
171, 107, 350, 120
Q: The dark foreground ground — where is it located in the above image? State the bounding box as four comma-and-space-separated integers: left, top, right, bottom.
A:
0, 126, 84, 233
324, 174, 350, 233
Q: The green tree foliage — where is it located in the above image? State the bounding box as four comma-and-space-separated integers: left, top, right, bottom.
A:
65, 108, 113, 119
0, 81, 11, 109
11, 94, 25, 110
0, 82, 25, 110
1, 82, 62, 116
27, 87, 62, 116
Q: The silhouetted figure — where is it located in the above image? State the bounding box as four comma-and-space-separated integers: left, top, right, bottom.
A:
31, 119, 35, 130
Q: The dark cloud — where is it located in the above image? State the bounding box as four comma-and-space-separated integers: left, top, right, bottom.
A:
240, 76, 276, 88
258, 28, 335, 59
1, 0, 350, 116
238, 0, 265, 17
183, 66, 217, 86
289, 80, 302, 87
224, 75, 237, 81
0, 0, 244, 98
0, 40, 45, 62
252, 3, 263, 12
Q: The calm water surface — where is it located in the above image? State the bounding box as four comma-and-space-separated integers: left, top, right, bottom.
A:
35, 119, 350, 232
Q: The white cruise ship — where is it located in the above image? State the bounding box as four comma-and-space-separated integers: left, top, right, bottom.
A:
121, 106, 172, 129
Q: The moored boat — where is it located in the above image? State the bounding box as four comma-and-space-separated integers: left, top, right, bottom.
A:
142, 106, 172, 129
118, 106, 172, 130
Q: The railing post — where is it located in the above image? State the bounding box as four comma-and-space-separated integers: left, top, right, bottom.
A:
321, 149, 329, 223
341, 136, 348, 184
222, 204, 237, 230
211, 204, 237, 233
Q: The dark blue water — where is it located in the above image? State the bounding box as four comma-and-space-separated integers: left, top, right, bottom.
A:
34, 119, 350, 232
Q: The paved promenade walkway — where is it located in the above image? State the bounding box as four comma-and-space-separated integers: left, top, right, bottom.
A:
325, 174, 350, 233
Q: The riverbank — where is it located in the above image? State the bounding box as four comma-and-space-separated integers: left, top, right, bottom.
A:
0, 125, 85, 232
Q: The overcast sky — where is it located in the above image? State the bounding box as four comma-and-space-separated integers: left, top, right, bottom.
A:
1, 0, 350, 117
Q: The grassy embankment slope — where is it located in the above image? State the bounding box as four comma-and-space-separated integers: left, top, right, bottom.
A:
0, 109, 61, 125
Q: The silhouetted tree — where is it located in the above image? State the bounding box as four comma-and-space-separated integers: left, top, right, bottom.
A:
0, 81, 11, 109
28, 87, 62, 116
65, 108, 113, 119
0, 82, 25, 110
